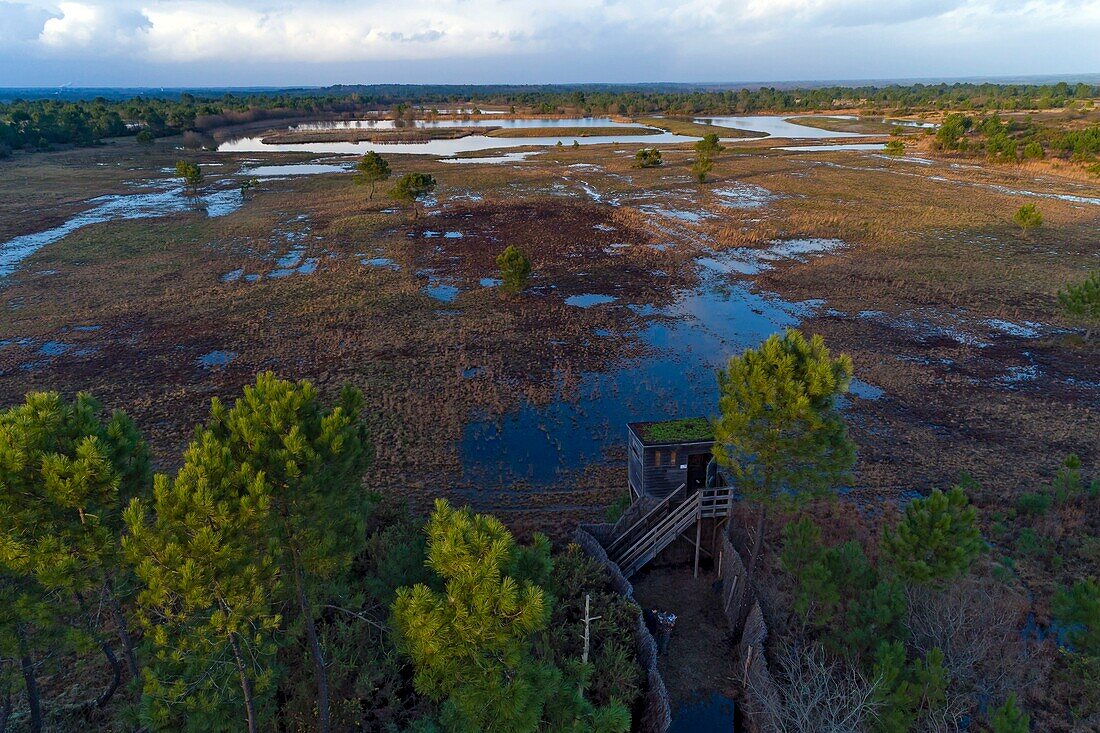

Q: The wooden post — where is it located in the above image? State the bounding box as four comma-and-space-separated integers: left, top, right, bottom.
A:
693, 514, 702, 578
580, 593, 601, 695
717, 549, 723, 578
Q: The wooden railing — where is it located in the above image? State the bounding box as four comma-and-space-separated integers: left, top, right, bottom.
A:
606, 483, 687, 558
610, 486, 734, 577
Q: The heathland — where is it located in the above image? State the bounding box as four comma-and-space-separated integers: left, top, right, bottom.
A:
1, 84, 1098, 732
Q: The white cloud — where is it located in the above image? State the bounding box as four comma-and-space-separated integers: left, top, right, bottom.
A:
0, 1, 58, 45
1, 0, 1098, 81
38, 1, 149, 52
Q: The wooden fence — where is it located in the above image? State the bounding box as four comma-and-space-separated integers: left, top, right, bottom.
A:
574, 528, 672, 733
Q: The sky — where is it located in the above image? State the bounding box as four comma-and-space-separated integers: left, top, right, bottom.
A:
0, 0, 1097, 87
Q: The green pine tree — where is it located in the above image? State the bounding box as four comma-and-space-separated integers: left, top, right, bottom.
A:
201, 372, 372, 733
1053, 579, 1099, 656
881, 483, 983, 584
714, 329, 855, 586
389, 172, 437, 218
1057, 270, 1100, 339
496, 245, 533, 293
691, 153, 713, 183
1012, 203, 1043, 234
990, 693, 1030, 733
0, 392, 149, 706
175, 160, 203, 192
872, 641, 950, 733
393, 500, 556, 733
124, 430, 282, 733
355, 151, 391, 200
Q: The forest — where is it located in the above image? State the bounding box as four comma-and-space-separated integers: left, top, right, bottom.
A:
0, 374, 646, 732
2, 80, 1098, 155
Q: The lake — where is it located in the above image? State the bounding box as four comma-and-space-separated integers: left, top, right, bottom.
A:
218, 115, 869, 157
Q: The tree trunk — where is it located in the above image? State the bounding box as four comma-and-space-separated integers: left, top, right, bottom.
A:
93, 643, 122, 708
105, 579, 139, 678
75, 590, 121, 709
292, 554, 330, 733
16, 625, 42, 733
743, 501, 770, 620
229, 633, 257, 733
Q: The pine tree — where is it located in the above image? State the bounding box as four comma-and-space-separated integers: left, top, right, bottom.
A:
691, 153, 713, 183
124, 430, 282, 733
0, 574, 58, 733
780, 519, 905, 659
714, 329, 855, 587
880, 483, 983, 584
392, 499, 556, 733
1053, 579, 1099, 656
175, 160, 203, 192
872, 641, 950, 733
496, 245, 533, 293
0, 392, 149, 705
1058, 270, 1100, 339
201, 372, 372, 733
389, 172, 437, 218
1012, 203, 1042, 234
355, 151, 391, 200
990, 693, 1030, 733
693, 133, 724, 156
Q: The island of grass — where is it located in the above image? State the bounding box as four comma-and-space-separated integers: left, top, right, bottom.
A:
484, 125, 661, 138
784, 115, 907, 135
635, 117, 764, 138
260, 127, 499, 144
629, 417, 715, 445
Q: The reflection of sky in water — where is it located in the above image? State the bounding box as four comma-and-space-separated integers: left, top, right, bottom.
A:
461, 254, 817, 486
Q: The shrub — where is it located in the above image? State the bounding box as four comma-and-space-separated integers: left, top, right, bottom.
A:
691, 154, 713, 183
174, 160, 203, 192
884, 139, 905, 156
1016, 492, 1052, 516
496, 245, 532, 293
1058, 271, 1100, 338
633, 147, 662, 167
1012, 203, 1042, 233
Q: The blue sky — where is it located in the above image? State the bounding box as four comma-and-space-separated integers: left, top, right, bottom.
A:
0, 0, 1097, 87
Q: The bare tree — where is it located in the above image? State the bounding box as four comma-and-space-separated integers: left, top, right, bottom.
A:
745, 642, 880, 733
906, 575, 1033, 731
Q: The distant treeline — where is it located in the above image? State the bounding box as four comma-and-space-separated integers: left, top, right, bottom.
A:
1, 81, 1097, 154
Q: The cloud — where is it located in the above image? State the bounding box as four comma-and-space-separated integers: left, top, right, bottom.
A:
38, 2, 150, 53
1, 0, 1097, 83
0, 1, 57, 45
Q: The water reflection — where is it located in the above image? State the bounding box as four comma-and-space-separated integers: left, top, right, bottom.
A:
460, 250, 819, 486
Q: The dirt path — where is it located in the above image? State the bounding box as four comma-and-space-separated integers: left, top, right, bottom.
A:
631, 565, 739, 730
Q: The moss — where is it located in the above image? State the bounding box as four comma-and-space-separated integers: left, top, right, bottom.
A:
635, 417, 713, 444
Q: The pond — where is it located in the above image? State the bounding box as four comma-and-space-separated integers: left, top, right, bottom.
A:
694, 115, 867, 139
776, 143, 887, 152
460, 248, 824, 486
217, 115, 868, 158
219, 129, 698, 158
292, 117, 648, 131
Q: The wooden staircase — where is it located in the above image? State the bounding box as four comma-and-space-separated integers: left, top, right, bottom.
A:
607, 484, 734, 577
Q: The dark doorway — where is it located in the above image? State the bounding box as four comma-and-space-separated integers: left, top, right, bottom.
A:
687, 452, 711, 490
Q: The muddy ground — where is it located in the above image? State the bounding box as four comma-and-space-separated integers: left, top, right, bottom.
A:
2, 135, 1097, 521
